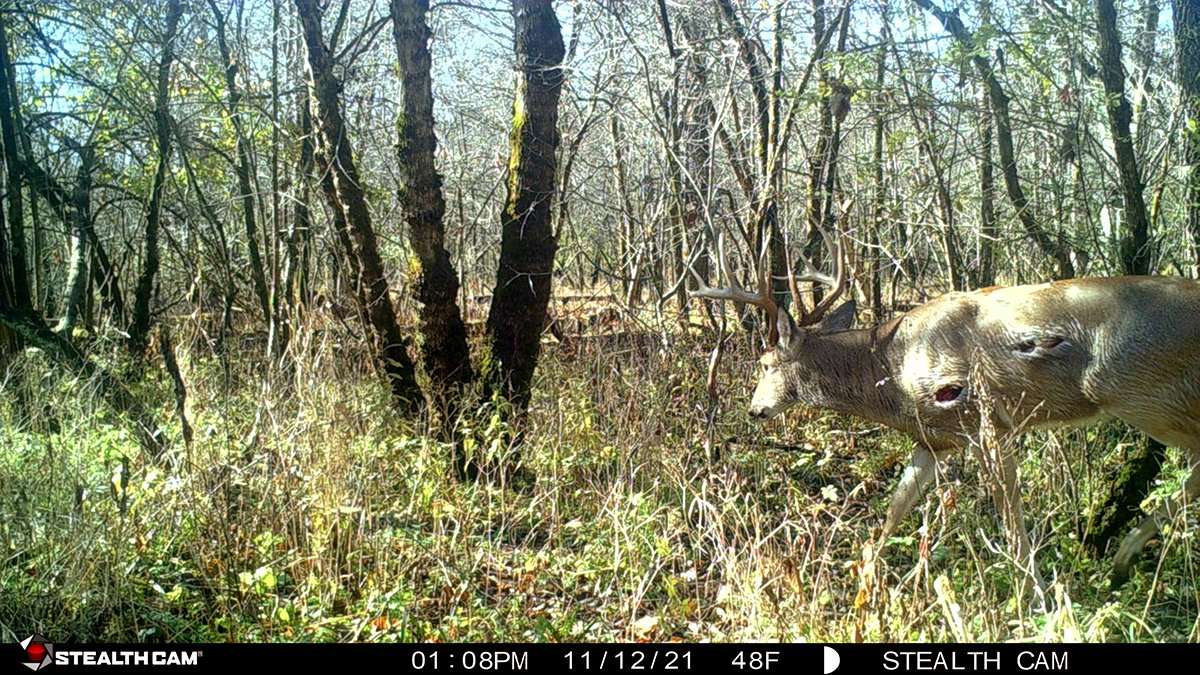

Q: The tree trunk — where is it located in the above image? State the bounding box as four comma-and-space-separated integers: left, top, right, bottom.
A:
8, 35, 48, 314
679, 15, 714, 292
1083, 0, 1166, 559
90, 220, 124, 325
482, 0, 565, 417
610, 113, 637, 302
805, 0, 837, 294
1095, 0, 1154, 275
1134, 0, 1160, 158
390, 0, 474, 423
129, 0, 183, 357
285, 82, 315, 313
977, 84, 998, 288
57, 145, 94, 335
0, 14, 30, 310
1175, 0, 1200, 272
295, 0, 422, 410
0, 178, 12, 355
869, 41, 887, 315
656, 0, 689, 316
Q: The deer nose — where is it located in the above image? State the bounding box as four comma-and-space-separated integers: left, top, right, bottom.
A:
749, 407, 768, 421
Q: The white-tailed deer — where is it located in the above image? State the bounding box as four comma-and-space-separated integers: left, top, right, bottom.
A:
690, 232, 1200, 589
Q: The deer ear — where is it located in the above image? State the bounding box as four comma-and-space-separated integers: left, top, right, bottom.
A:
817, 299, 857, 333
776, 308, 800, 352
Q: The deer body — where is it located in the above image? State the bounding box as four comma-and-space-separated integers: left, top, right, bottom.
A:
777, 277, 1200, 445
697, 253, 1200, 587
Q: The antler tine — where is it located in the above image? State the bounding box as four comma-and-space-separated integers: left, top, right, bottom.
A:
689, 233, 769, 307
689, 232, 780, 343
780, 230, 806, 318
753, 233, 781, 343
797, 200, 855, 324
788, 226, 848, 326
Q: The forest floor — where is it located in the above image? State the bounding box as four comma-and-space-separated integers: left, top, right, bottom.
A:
1, 303, 1199, 642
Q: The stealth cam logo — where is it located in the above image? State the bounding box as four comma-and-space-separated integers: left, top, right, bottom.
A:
19, 635, 54, 671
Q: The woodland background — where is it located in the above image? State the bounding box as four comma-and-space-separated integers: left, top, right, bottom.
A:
1, 0, 1200, 641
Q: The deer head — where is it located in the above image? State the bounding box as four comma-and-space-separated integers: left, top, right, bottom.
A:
690, 227, 853, 422
751, 297, 858, 419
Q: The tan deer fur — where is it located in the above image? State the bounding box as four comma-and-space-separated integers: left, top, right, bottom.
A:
745, 276, 1200, 585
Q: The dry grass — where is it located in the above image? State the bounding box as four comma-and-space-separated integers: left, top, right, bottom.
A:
1, 311, 1198, 642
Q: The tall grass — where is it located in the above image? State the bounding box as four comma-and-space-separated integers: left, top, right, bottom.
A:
1, 319, 1197, 642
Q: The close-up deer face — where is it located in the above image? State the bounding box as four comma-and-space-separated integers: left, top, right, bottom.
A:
748, 300, 858, 421
749, 349, 790, 420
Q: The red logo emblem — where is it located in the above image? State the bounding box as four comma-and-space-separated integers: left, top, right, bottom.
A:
19, 635, 54, 671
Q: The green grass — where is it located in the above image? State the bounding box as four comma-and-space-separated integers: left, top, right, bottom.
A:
1, 326, 1197, 642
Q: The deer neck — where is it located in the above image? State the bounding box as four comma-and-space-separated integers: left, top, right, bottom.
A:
791, 328, 907, 430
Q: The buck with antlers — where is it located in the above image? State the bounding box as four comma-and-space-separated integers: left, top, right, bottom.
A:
690, 230, 1200, 588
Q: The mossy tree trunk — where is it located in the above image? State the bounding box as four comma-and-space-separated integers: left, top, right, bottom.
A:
295, 0, 422, 411
481, 0, 565, 431
390, 0, 474, 425
1082, 0, 1166, 557
128, 0, 183, 357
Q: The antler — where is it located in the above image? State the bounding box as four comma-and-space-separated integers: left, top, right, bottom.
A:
688, 232, 781, 343
689, 205, 850, 343
785, 224, 848, 327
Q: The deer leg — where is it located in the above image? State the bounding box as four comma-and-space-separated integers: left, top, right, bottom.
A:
1112, 454, 1200, 585
880, 446, 942, 543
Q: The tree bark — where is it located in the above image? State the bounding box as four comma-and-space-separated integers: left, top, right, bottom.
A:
655, 0, 688, 315
295, 0, 422, 410
1174, 0, 1200, 271
390, 0, 474, 419
610, 113, 637, 302
129, 0, 183, 356
1134, 0, 1160, 158
977, 85, 998, 288
57, 144, 94, 335
0, 14, 30, 310
869, 40, 887, 315
805, 0, 841, 296
0, 178, 11, 354
1095, 0, 1154, 275
285, 82, 315, 313
678, 15, 715, 292
482, 0, 565, 416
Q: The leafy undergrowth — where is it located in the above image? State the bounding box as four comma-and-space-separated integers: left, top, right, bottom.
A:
1, 325, 1197, 642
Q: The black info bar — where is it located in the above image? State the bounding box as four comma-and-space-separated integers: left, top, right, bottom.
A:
7, 641, 1191, 673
